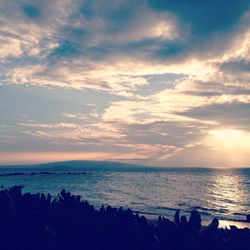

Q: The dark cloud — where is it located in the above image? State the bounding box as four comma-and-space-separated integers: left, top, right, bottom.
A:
120, 121, 205, 148
178, 103, 250, 129
147, 0, 250, 35
50, 40, 81, 58
62, 27, 86, 38
220, 59, 250, 73
154, 42, 185, 60
179, 80, 250, 97
23, 5, 41, 19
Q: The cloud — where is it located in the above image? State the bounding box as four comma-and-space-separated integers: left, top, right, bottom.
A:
177, 102, 250, 130
1, 0, 250, 166
221, 59, 250, 73
22, 5, 41, 19
1, 0, 249, 99
147, 0, 250, 35
61, 112, 87, 120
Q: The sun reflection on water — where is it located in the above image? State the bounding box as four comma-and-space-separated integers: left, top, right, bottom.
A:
210, 170, 249, 216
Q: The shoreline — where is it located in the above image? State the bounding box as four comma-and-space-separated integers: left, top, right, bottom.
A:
136, 212, 250, 229
147, 218, 250, 229
215, 219, 250, 229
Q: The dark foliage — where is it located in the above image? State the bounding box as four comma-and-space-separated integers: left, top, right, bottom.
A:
0, 186, 249, 250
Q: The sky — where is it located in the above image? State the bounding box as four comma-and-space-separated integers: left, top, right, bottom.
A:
0, 0, 250, 167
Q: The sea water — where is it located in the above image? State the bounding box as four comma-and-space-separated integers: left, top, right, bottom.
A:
0, 165, 249, 222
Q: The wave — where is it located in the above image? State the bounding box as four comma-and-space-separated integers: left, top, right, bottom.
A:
191, 206, 228, 213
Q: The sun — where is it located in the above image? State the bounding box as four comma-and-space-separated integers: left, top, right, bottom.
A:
203, 128, 250, 166
207, 128, 250, 148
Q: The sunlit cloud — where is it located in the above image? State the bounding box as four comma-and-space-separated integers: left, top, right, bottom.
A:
61, 112, 87, 120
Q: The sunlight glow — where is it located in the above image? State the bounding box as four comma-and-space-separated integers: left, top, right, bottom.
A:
208, 129, 250, 148
202, 128, 250, 167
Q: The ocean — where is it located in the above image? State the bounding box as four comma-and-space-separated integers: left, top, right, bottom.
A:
0, 162, 249, 222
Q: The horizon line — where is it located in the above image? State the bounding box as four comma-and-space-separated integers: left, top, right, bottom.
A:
0, 159, 249, 169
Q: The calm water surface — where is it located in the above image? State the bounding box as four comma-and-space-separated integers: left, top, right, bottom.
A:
0, 166, 249, 221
